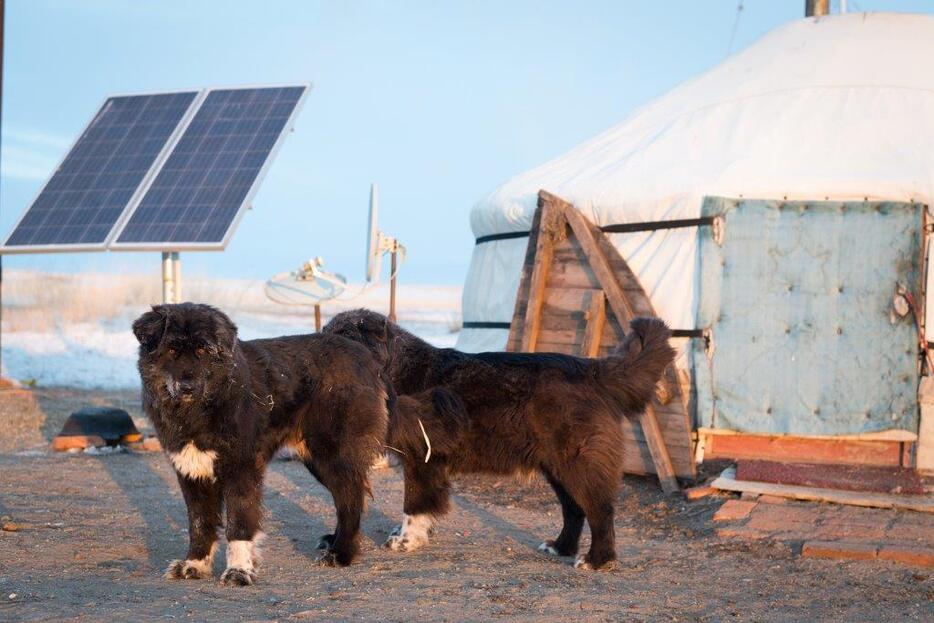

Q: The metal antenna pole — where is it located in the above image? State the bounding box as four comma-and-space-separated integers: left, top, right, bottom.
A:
388, 244, 398, 323
805, 0, 829, 16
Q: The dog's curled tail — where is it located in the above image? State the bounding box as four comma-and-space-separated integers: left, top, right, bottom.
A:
598, 317, 676, 417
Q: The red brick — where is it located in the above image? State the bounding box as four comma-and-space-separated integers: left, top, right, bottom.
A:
878, 545, 934, 567
51, 435, 105, 451
758, 495, 789, 505
684, 485, 717, 501
127, 436, 162, 452
802, 541, 878, 561
713, 500, 757, 522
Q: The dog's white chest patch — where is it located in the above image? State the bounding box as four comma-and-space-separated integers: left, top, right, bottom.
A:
169, 442, 218, 482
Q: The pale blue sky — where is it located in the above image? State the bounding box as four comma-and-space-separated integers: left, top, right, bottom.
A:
3, 0, 933, 284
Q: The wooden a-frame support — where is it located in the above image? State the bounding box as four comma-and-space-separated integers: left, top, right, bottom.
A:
508, 190, 695, 492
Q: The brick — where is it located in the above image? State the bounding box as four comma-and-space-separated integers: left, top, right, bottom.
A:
741, 491, 760, 501
127, 436, 162, 452
878, 545, 934, 567
713, 500, 757, 522
51, 435, 106, 451
758, 495, 789, 505
802, 541, 878, 561
684, 485, 717, 501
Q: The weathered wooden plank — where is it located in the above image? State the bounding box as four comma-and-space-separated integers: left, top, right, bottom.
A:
520, 203, 565, 352
638, 406, 679, 493
711, 467, 934, 513
582, 291, 606, 357
704, 432, 904, 467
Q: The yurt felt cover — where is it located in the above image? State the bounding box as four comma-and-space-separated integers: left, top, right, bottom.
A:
457, 13, 934, 356
694, 197, 923, 436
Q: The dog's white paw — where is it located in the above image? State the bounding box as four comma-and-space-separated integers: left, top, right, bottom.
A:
220, 566, 257, 586
165, 558, 211, 580
384, 513, 433, 552
537, 541, 560, 556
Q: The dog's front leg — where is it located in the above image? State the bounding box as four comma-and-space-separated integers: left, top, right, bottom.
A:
219, 469, 264, 587
165, 473, 222, 580
386, 460, 450, 552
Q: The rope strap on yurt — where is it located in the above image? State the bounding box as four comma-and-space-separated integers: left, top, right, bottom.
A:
474, 215, 715, 244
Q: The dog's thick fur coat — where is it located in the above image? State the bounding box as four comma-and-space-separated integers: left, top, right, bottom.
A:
324, 309, 675, 570
133, 303, 389, 585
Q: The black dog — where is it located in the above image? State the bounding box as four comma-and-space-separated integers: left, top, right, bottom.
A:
133, 303, 389, 585
324, 309, 675, 570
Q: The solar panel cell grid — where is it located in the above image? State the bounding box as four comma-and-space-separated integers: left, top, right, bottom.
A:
115, 86, 305, 246
4, 92, 197, 248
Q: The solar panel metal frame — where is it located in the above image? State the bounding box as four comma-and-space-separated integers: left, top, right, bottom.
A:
109, 83, 311, 252
0, 89, 202, 254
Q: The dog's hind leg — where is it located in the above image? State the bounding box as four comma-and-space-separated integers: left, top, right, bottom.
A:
310, 457, 368, 567
560, 466, 620, 571
220, 469, 265, 586
385, 459, 449, 552
537, 469, 585, 557
166, 474, 222, 580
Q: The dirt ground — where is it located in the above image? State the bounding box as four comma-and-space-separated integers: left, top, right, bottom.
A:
0, 390, 932, 622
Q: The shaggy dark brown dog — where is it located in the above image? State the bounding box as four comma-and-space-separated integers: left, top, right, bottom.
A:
133, 303, 389, 585
323, 309, 675, 570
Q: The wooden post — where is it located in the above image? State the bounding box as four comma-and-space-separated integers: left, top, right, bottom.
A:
640, 407, 680, 494
314, 304, 322, 332
521, 195, 566, 352
805, 0, 829, 16
389, 246, 398, 323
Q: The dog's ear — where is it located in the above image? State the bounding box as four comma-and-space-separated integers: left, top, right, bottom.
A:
133, 306, 168, 352
213, 313, 239, 358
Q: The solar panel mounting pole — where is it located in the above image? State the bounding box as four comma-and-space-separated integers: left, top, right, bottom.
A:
161, 253, 183, 303
172, 252, 181, 303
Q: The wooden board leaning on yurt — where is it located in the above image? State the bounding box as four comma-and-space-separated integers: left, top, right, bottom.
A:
506, 190, 696, 485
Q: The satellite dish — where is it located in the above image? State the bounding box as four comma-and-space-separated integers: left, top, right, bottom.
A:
265, 257, 347, 306
366, 183, 381, 282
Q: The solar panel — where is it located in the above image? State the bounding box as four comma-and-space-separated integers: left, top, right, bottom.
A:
112, 85, 308, 249
2, 92, 198, 251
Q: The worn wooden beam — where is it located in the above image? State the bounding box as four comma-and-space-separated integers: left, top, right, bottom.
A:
554, 194, 636, 329
581, 290, 606, 358
639, 407, 680, 494
521, 193, 566, 352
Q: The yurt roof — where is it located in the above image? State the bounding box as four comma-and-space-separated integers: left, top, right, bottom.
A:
470, 12, 934, 239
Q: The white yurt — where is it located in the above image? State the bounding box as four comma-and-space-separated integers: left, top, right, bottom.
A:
456, 12, 934, 467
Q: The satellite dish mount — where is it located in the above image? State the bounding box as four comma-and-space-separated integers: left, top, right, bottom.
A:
366, 183, 404, 322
